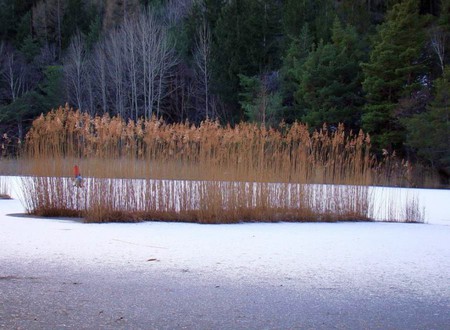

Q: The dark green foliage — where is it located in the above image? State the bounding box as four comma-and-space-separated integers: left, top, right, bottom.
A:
0, 65, 64, 140
176, 0, 223, 61
85, 15, 102, 51
0, 0, 36, 42
279, 24, 313, 123
294, 18, 365, 129
404, 68, 450, 169
212, 0, 282, 121
20, 36, 41, 63
0, 1, 17, 41
239, 73, 282, 125
62, 0, 97, 49
35, 65, 65, 112
361, 0, 427, 150
282, 0, 336, 43
335, 0, 372, 34
0, 0, 447, 170
14, 10, 33, 47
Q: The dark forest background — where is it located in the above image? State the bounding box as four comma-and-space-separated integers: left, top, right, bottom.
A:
0, 0, 449, 175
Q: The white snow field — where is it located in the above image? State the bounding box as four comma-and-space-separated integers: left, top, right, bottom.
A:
1, 176, 450, 329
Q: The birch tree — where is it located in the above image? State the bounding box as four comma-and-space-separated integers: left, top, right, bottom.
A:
123, 17, 140, 119
194, 16, 212, 119
106, 29, 126, 118
91, 41, 109, 114
61, 5, 178, 120
64, 32, 86, 111
430, 26, 446, 75
2, 51, 29, 103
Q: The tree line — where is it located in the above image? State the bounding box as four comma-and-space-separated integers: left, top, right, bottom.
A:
0, 0, 449, 175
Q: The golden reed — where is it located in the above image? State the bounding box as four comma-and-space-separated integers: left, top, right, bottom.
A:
17, 105, 421, 223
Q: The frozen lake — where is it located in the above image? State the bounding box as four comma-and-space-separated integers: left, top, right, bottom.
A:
1, 177, 449, 328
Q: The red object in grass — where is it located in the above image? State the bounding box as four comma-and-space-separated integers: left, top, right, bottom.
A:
74, 165, 80, 177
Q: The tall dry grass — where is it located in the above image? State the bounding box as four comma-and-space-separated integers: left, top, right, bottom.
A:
23, 105, 375, 184
17, 105, 422, 223
0, 176, 11, 199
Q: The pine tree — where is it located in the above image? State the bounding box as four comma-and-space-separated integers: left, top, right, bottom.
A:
20, 36, 41, 63
211, 0, 281, 121
62, 0, 99, 49
404, 67, 450, 169
294, 18, 365, 129
361, 0, 427, 151
335, 0, 372, 34
279, 23, 313, 122
282, 0, 336, 43
239, 73, 282, 126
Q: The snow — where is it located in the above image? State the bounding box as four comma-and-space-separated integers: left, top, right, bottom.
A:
1, 176, 450, 327
1, 175, 449, 282
1, 196, 450, 289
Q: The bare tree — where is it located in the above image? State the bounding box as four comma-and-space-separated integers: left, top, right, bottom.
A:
165, 0, 195, 25
194, 16, 212, 119
128, 10, 178, 119
63, 4, 179, 120
2, 51, 28, 103
430, 25, 447, 75
91, 40, 109, 114
103, 0, 140, 30
0, 45, 35, 140
64, 32, 86, 111
106, 29, 126, 117
154, 26, 178, 118
123, 17, 140, 119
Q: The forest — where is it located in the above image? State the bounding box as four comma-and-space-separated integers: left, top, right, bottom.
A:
0, 0, 449, 178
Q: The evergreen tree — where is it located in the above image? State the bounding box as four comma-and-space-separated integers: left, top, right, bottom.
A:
0, 65, 64, 140
279, 24, 314, 122
0, 1, 15, 40
404, 67, 450, 169
361, 0, 427, 151
14, 10, 33, 47
36, 65, 65, 112
62, 0, 97, 49
239, 73, 282, 126
177, 0, 223, 61
282, 0, 336, 43
85, 15, 102, 51
0, 0, 36, 42
335, 0, 372, 34
20, 36, 41, 63
212, 0, 282, 121
294, 18, 365, 129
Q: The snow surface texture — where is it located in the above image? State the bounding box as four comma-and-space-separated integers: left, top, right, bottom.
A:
1, 176, 449, 328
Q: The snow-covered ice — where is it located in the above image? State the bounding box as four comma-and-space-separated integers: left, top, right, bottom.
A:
1, 176, 449, 328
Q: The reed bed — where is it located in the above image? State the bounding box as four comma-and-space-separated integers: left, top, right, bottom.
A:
23, 105, 375, 184
17, 105, 422, 223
